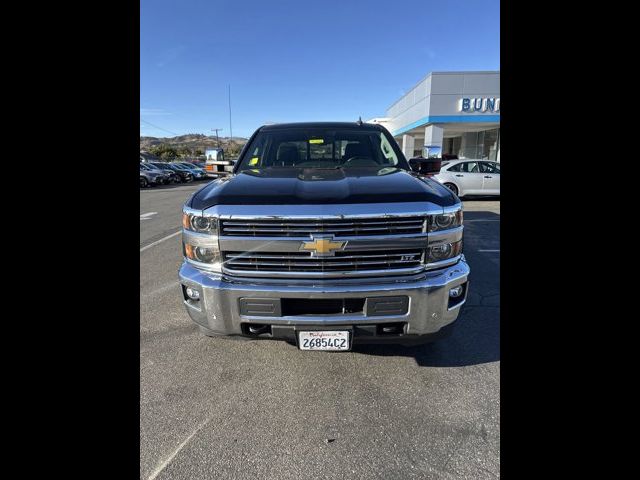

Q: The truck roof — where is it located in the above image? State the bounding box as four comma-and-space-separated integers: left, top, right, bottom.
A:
259, 121, 385, 131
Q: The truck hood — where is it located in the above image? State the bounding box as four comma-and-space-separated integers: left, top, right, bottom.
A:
189, 167, 457, 209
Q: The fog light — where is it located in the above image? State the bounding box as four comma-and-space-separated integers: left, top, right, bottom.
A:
186, 287, 200, 300
449, 285, 464, 298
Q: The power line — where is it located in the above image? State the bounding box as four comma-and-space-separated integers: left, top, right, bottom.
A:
140, 119, 180, 136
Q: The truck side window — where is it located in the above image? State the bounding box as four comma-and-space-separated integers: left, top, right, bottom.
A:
378, 133, 396, 164
245, 137, 266, 166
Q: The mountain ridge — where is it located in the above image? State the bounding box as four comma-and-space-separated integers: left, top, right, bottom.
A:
140, 134, 247, 150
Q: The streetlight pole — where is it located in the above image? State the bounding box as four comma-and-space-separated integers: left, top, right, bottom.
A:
228, 85, 233, 153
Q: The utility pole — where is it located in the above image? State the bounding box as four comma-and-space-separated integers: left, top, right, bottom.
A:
211, 128, 223, 148
228, 84, 233, 153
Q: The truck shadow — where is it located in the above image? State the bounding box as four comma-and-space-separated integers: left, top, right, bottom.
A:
351, 307, 499, 367
352, 210, 500, 367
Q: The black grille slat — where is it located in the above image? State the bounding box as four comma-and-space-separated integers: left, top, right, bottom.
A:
220, 216, 425, 237
222, 219, 423, 227
222, 225, 421, 234
225, 253, 420, 260
223, 250, 423, 273
226, 260, 419, 267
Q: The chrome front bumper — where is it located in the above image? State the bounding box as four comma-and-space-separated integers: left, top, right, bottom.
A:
179, 257, 470, 341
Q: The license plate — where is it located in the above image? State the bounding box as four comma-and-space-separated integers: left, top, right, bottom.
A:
298, 331, 350, 351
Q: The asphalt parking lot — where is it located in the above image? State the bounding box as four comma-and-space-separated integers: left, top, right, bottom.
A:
140, 182, 500, 479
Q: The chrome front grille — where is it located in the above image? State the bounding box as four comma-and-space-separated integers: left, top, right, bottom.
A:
218, 214, 429, 278
219, 216, 426, 237
223, 249, 424, 274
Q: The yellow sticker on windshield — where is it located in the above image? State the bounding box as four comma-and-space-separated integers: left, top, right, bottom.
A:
249, 156, 259, 165
309, 139, 324, 144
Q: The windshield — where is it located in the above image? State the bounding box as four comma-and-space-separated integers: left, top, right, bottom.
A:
140, 164, 151, 170
237, 128, 407, 171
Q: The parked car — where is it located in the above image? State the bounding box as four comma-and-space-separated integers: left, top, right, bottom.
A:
184, 161, 207, 170
433, 159, 500, 197
147, 162, 181, 184
139, 164, 167, 187
161, 163, 194, 183
179, 121, 469, 350
174, 162, 208, 180
140, 162, 171, 184
188, 160, 206, 168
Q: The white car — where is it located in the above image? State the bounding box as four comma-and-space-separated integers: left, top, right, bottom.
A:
433, 159, 500, 197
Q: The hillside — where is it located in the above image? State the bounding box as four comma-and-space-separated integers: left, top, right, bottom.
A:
140, 134, 247, 151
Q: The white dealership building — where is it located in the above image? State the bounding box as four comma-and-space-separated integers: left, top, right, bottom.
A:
369, 71, 500, 162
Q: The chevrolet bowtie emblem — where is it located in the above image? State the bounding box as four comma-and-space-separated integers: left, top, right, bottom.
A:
300, 236, 348, 257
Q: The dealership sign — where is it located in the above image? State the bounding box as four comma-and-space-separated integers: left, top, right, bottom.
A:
459, 97, 500, 113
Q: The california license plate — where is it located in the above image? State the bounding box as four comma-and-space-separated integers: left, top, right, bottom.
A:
298, 331, 350, 351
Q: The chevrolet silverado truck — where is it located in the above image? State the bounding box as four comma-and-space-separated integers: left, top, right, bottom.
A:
179, 122, 469, 351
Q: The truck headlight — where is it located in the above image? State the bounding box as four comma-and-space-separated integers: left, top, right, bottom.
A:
426, 206, 464, 268
183, 243, 221, 265
182, 208, 221, 271
427, 240, 462, 263
427, 209, 463, 232
182, 212, 218, 234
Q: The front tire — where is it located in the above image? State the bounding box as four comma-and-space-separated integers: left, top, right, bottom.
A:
140, 177, 148, 188
444, 183, 459, 196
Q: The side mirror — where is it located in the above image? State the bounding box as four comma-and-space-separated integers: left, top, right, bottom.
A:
409, 157, 442, 175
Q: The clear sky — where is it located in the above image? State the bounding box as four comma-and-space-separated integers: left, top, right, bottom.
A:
140, 0, 499, 138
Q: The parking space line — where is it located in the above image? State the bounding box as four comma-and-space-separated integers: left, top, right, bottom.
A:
147, 417, 212, 480
140, 230, 181, 252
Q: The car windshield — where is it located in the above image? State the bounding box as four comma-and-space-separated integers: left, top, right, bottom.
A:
140, 164, 152, 170
237, 128, 407, 171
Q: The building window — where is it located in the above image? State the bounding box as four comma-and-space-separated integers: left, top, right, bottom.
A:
457, 128, 500, 160
484, 128, 500, 161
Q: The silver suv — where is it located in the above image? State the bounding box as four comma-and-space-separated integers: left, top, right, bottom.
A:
139, 164, 168, 187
